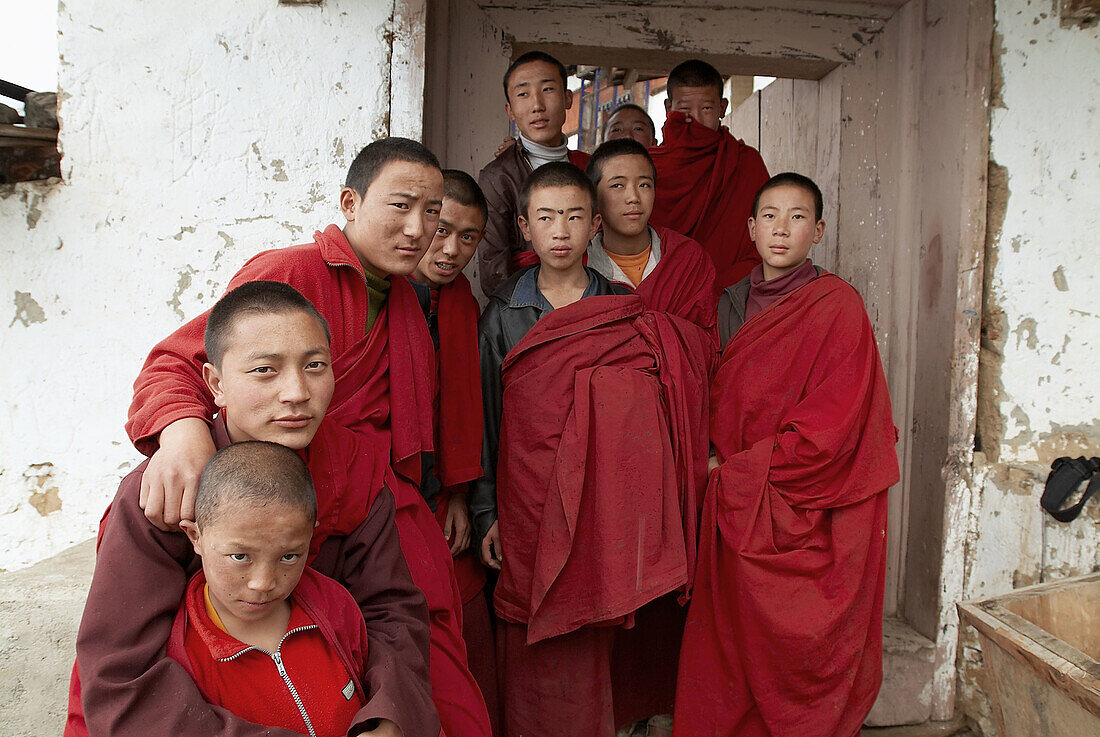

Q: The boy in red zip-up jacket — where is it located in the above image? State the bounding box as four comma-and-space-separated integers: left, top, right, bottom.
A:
172, 441, 370, 737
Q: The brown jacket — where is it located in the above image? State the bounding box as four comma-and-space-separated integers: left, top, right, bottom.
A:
476, 144, 590, 296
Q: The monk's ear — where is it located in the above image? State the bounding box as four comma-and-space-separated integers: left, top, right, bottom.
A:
203, 362, 229, 410
719, 98, 729, 118
747, 216, 757, 242
339, 187, 360, 222
564, 88, 574, 110
504, 100, 517, 123
179, 519, 202, 554
588, 213, 602, 241
664, 97, 672, 113
813, 218, 825, 244
518, 214, 532, 244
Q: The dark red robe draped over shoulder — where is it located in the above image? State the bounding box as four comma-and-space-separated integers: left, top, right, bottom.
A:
493, 295, 713, 644
649, 112, 770, 292
435, 274, 484, 487
634, 226, 718, 341
674, 274, 899, 737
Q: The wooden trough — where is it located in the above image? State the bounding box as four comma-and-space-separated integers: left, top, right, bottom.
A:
957, 573, 1100, 737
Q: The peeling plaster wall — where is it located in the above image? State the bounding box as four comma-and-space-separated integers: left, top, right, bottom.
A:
0, 0, 396, 571
961, 1, 1099, 732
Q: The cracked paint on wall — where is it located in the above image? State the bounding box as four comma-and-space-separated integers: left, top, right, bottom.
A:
10, 291, 46, 327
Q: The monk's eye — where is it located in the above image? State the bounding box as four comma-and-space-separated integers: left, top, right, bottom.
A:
249, 366, 275, 375
230, 553, 248, 562
280, 554, 300, 563
305, 361, 328, 371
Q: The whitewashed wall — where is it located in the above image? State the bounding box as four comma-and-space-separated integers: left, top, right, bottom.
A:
0, 0, 398, 570
960, 1, 1100, 732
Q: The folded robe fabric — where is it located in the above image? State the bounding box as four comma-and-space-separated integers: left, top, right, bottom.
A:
650, 112, 770, 292
492, 295, 713, 644
436, 274, 484, 487
634, 226, 718, 341
674, 273, 899, 737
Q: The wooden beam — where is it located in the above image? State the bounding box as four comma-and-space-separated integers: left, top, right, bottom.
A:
495, 6, 888, 80
477, 1, 905, 20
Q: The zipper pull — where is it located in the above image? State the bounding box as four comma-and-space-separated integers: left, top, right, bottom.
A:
272, 651, 288, 678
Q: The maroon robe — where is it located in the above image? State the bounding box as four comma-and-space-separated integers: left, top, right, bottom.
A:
633, 226, 718, 340
674, 273, 899, 737
493, 295, 712, 736
650, 112, 770, 292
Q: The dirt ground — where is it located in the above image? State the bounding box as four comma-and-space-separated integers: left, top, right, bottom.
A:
0, 539, 94, 737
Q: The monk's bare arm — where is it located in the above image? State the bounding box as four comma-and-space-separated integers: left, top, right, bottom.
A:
77, 470, 307, 737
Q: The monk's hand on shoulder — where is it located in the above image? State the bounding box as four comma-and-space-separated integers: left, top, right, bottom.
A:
139, 417, 215, 531
444, 492, 471, 557
494, 136, 516, 158
354, 718, 402, 737
480, 521, 502, 570
708, 453, 721, 475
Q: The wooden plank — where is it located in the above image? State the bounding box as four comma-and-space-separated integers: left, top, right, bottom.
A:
475, 1, 906, 20
492, 6, 889, 78
391, 0, 428, 140
0, 124, 57, 142
728, 90, 760, 149
758, 77, 794, 172
814, 67, 842, 276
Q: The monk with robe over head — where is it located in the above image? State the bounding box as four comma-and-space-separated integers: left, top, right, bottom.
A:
674, 173, 900, 737
408, 169, 502, 736
649, 59, 771, 292
69, 281, 434, 737
471, 163, 714, 737
124, 139, 492, 737
477, 51, 590, 296
585, 138, 718, 340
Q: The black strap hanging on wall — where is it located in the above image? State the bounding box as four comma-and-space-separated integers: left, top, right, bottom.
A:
1041, 456, 1100, 522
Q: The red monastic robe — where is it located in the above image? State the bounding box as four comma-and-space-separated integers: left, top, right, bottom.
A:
430, 275, 500, 736
633, 226, 718, 340
674, 274, 899, 737
492, 296, 712, 737
493, 295, 712, 643
650, 112, 770, 292
127, 225, 491, 737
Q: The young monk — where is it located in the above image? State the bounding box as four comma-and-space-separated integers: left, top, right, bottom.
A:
173, 442, 375, 737
408, 169, 501, 735
69, 280, 433, 737
650, 59, 770, 292
674, 173, 900, 737
477, 51, 590, 296
472, 162, 713, 737
124, 138, 492, 737
603, 103, 658, 147
585, 138, 717, 338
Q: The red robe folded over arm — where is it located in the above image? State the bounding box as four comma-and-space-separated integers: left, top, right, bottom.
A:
493, 295, 713, 644
650, 112, 770, 292
634, 226, 718, 341
674, 274, 899, 737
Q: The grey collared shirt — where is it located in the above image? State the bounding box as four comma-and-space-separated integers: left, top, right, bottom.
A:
508, 264, 600, 316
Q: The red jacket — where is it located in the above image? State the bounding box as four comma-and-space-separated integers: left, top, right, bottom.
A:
168, 568, 368, 737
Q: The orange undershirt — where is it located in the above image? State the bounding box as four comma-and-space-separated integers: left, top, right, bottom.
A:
605, 245, 652, 287
204, 585, 229, 632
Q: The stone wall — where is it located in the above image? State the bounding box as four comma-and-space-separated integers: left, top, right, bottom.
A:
0, 0, 396, 571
